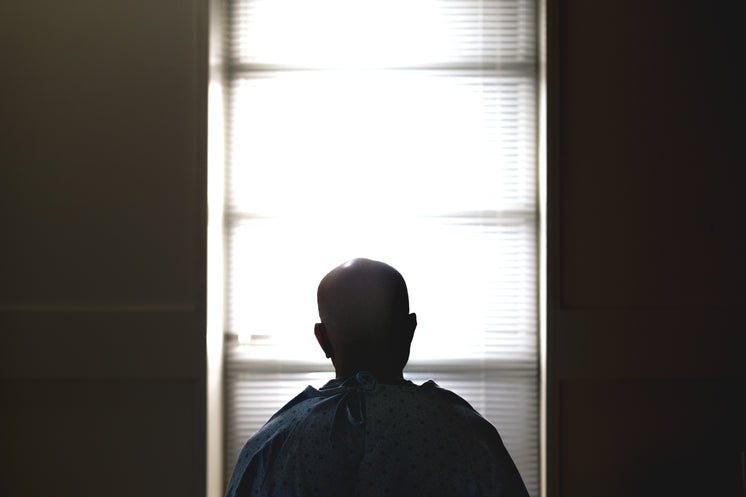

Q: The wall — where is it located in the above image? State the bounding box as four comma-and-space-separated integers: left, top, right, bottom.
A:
0, 1, 208, 496
547, 1, 746, 496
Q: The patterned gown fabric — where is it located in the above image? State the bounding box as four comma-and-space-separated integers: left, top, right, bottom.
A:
225, 371, 530, 497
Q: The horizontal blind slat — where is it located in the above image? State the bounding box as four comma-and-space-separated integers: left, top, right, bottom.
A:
226, 0, 536, 67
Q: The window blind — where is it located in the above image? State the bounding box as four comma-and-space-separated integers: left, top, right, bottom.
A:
222, 0, 539, 495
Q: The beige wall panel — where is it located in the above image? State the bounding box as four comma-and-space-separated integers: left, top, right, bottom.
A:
0, 0, 206, 309
0, 379, 204, 497
0, 310, 205, 379
555, 0, 746, 310
559, 379, 746, 497
547, 1, 746, 496
555, 309, 746, 380
0, 1, 208, 495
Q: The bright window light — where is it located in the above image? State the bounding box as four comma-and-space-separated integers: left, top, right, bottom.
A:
222, 0, 539, 493
225, 0, 537, 364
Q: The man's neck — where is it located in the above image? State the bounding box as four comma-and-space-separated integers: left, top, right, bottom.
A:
336, 369, 404, 385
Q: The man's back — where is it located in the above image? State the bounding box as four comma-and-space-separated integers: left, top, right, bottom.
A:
225, 372, 529, 497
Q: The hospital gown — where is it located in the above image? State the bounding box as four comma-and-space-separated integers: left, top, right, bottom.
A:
225, 371, 529, 497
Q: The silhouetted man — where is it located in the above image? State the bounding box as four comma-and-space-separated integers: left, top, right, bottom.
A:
225, 258, 530, 497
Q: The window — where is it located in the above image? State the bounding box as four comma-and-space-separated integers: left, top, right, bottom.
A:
219, 0, 539, 494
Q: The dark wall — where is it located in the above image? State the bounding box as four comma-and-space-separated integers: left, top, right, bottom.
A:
547, 1, 746, 496
3, 0, 745, 496
0, 1, 208, 496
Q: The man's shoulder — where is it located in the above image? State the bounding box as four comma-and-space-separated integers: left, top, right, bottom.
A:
416, 379, 478, 409
413, 380, 491, 420
266, 385, 323, 421
238, 386, 326, 447
406, 380, 505, 440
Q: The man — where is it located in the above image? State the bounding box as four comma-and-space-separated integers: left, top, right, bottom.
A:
225, 258, 530, 497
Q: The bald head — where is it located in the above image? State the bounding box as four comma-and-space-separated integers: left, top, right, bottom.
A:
317, 258, 410, 340
315, 258, 416, 381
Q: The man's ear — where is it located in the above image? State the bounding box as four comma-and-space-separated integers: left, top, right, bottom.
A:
314, 323, 334, 358
404, 313, 417, 345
